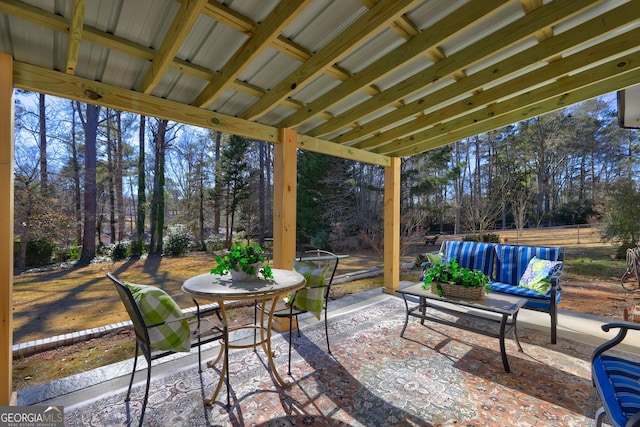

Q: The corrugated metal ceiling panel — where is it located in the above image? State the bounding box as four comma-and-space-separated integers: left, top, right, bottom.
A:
2, 0, 640, 161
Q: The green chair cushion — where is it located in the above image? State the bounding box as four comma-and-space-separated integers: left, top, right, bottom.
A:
125, 282, 191, 352
292, 260, 330, 319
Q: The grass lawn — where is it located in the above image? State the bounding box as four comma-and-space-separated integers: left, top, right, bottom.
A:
12, 225, 629, 390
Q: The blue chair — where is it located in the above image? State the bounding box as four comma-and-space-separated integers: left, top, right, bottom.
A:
592, 321, 640, 427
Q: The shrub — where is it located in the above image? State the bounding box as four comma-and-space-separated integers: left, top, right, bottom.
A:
25, 238, 56, 267
164, 224, 192, 256
67, 241, 81, 261
130, 240, 145, 257
111, 240, 131, 260
311, 230, 330, 250
205, 235, 226, 252
463, 233, 500, 243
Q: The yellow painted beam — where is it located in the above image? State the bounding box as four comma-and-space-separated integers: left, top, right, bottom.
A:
383, 157, 401, 295
0, 53, 14, 405
272, 128, 298, 270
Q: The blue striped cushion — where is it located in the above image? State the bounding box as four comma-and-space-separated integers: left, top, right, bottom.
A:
593, 354, 640, 427
489, 281, 545, 298
488, 280, 561, 308
494, 244, 562, 286
441, 241, 495, 276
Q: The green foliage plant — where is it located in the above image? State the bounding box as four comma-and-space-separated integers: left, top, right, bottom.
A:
67, 240, 81, 261
211, 244, 274, 279
422, 258, 489, 297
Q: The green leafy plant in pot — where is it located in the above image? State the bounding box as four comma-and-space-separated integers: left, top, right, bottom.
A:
211, 244, 274, 280
422, 258, 489, 298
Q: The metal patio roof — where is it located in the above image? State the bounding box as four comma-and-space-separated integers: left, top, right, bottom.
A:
2, 0, 640, 165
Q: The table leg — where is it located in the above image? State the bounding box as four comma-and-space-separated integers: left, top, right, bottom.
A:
400, 294, 410, 337
264, 295, 292, 388
512, 310, 523, 353
206, 299, 230, 406
499, 313, 510, 373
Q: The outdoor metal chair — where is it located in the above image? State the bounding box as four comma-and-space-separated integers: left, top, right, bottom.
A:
107, 272, 228, 426
264, 249, 340, 374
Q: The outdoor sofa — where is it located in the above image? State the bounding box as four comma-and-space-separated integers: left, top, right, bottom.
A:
436, 240, 564, 344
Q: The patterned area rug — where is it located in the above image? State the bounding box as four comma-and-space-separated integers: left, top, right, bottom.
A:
64, 296, 600, 426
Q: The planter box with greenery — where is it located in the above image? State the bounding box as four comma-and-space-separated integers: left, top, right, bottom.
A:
211, 244, 274, 280
422, 258, 489, 299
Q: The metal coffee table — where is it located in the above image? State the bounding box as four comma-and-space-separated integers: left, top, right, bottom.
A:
397, 283, 526, 373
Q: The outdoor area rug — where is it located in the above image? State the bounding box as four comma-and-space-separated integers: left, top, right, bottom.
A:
63, 296, 602, 426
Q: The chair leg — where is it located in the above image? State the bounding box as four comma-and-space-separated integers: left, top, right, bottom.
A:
324, 300, 331, 354
594, 407, 605, 427
139, 360, 151, 427
126, 342, 140, 401
287, 315, 294, 375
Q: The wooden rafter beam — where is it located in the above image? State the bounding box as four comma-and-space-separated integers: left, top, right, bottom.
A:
384, 51, 640, 157
192, 0, 312, 108
139, 0, 207, 94
277, 0, 509, 129
239, 0, 421, 121
351, 2, 640, 150
11, 62, 390, 166
64, 0, 86, 75
307, 0, 601, 139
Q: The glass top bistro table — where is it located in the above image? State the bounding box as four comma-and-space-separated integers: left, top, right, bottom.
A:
182, 268, 306, 405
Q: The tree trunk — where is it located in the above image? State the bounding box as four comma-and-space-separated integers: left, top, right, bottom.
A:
107, 111, 116, 243
116, 111, 125, 241
258, 140, 265, 246
71, 101, 82, 243
150, 119, 168, 254
213, 130, 222, 235
80, 103, 100, 262
198, 160, 206, 249
39, 93, 48, 194
135, 115, 146, 254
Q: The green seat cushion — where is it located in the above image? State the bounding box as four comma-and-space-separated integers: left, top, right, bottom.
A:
125, 282, 191, 352
518, 257, 563, 295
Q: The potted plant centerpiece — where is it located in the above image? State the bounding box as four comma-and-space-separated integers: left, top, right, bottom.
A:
422, 258, 489, 299
211, 244, 274, 280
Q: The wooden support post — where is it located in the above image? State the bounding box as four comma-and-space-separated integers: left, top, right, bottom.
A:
272, 128, 297, 270
383, 157, 401, 294
0, 53, 15, 405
